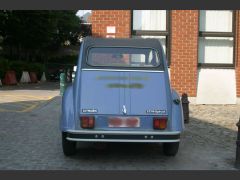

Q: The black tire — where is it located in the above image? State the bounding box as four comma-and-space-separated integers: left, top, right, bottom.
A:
62, 132, 77, 156
163, 142, 179, 156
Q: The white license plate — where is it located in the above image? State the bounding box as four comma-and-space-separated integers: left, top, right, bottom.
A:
108, 117, 140, 128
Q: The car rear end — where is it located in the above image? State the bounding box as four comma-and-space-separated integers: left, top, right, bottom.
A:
67, 70, 180, 143
61, 37, 184, 156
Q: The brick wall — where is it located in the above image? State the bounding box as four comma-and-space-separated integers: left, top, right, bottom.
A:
170, 10, 199, 97
91, 10, 131, 38
235, 10, 240, 97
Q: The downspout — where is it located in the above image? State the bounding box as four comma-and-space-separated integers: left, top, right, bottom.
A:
236, 11, 239, 101
236, 10, 239, 68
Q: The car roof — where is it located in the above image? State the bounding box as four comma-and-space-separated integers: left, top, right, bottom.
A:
82, 37, 163, 50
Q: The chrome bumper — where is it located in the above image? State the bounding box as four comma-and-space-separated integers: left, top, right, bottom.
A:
65, 130, 180, 143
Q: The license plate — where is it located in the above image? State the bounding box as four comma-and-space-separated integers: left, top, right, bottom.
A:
108, 117, 140, 128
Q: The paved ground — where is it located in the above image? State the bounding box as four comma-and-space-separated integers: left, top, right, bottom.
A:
0, 82, 239, 170
0, 82, 59, 112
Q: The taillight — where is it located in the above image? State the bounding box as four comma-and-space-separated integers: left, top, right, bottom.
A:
153, 117, 167, 130
80, 116, 95, 129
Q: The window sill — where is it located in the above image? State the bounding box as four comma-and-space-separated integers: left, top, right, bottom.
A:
198, 63, 235, 69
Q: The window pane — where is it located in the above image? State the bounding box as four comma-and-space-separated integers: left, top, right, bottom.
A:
133, 10, 166, 31
198, 37, 233, 64
87, 47, 160, 67
200, 10, 232, 32
132, 35, 166, 54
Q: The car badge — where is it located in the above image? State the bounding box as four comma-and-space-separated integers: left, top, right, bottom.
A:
122, 105, 127, 115
146, 109, 167, 114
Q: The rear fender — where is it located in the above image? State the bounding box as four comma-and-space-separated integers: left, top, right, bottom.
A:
171, 89, 184, 131
60, 85, 75, 131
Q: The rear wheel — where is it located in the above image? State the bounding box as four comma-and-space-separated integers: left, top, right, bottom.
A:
163, 142, 179, 156
62, 132, 77, 156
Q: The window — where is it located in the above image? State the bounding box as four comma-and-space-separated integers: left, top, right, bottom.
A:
133, 10, 167, 31
198, 10, 235, 67
131, 10, 170, 65
87, 47, 160, 68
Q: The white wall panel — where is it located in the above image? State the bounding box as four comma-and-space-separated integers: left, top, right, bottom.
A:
196, 69, 236, 104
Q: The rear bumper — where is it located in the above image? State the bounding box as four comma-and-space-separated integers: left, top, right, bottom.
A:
65, 130, 180, 143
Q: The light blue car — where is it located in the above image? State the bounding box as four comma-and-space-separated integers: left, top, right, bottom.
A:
60, 37, 184, 156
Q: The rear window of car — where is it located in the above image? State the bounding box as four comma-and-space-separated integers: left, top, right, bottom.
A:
87, 47, 160, 68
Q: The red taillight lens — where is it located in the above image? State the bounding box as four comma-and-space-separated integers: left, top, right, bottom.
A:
153, 117, 167, 130
81, 116, 95, 129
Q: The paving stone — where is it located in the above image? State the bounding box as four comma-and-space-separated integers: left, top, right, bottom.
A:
0, 83, 239, 170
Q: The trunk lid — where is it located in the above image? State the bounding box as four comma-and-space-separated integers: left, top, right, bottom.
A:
125, 71, 168, 116
80, 70, 168, 116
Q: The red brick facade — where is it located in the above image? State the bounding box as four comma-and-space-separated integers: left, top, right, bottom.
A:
170, 10, 198, 97
235, 11, 240, 97
91, 10, 239, 98
91, 10, 131, 38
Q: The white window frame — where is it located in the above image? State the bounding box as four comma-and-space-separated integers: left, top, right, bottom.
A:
198, 10, 235, 68
131, 10, 171, 66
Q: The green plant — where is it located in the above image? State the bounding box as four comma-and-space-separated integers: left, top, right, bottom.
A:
29, 63, 46, 80
48, 55, 78, 65
7, 61, 46, 81
0, 58, 47, 81
0, 57, 9, 79
8, 61, 30, 80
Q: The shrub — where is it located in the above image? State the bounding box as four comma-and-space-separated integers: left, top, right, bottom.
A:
0, 55, 77, 81
8, 61, 30, 81
29, 63, 46, 80
6, 61, 46, 81
48, 55, 78, 65
0, 57, 10, 79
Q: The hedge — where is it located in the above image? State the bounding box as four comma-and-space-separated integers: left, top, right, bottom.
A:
0, 59, 46, 81
47, 55, 78, 65
0, 55, 77, 81
0, 58, 10, 80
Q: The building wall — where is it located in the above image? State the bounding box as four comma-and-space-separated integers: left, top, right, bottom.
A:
236, 11, 240, 97
170, 10, 198, 97
196, 69, 237, 104
91, 10, 131, 38
91, 10, 240, 103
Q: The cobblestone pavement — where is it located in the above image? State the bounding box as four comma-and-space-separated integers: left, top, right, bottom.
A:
0, 84, 239, 170
187, 105, 239, 151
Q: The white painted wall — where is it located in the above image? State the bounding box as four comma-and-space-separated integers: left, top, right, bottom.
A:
196, 69, 236, 104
